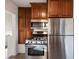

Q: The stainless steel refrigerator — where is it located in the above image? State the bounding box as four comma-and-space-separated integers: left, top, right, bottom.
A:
48, 18, 74, 59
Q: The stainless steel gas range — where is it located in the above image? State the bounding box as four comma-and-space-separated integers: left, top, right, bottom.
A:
25, 37, 47, 59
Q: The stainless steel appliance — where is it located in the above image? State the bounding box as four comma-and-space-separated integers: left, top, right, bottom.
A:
31, 20, 48, 29
31, 20, 48, 37
25, 38, 47, 59
48, 18, 74, 59
25, 38, 47, 45
32, 31, 48, 35
25, 44, 47, 59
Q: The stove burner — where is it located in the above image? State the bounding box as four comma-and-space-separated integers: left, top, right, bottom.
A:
25, 37, 47, 45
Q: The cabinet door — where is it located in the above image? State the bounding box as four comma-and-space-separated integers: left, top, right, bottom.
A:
31, 5, 41, 19
48, 0, 73, 18
26, 8, 32, 38
19, 31, 26, 43
18, 17, 26, 31
61, 0, 73, 17
26, 8, 31, 27
18, 7, 32, 44
48, 0, 61, 17
41, 4, 48, 19
18, 17, 26, 43
18, 7, 26, 17
19, 31, 24, 43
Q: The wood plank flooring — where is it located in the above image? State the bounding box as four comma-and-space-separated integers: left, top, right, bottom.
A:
9, 53, 25, 59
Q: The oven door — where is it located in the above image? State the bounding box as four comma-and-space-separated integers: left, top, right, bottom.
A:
28, 45, 44, 56
25, 45, 47, 59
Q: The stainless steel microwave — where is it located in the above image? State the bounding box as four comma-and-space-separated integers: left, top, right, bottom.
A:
31, 20, 48, 29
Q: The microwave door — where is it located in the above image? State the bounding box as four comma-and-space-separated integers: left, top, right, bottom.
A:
31, 22, 48, 29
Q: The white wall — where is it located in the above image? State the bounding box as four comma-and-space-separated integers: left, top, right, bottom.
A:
5, 0, 25, 54
5, 0, 18, 14
5, 13, 12, 35
5, 0, 18, 57
30, 0, 47, 3
5, 11, 18, 57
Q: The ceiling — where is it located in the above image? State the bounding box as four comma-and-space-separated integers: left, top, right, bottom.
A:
12, 0, 47, 7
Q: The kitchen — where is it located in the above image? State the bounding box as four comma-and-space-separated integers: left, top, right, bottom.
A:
5, 0, 73, 59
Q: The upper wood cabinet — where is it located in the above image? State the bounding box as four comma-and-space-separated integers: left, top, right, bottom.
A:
31, 3, 48, 19
48, 0, 73, 18
61, 0, 73, 17
48, 1, 60, 17
18, 17, 26, 44
18, 7, 32, 44
18, 7, 26, 17
41, 4, 48, 19
18, 17, 26, 31
31, 4, 41, 19
26, 8, 32, 39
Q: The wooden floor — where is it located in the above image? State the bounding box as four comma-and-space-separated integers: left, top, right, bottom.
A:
9, 53, 25, 59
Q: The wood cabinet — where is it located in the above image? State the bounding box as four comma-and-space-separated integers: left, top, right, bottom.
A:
48, 1, 60, 17
61, 0, 73, 17
31, 4, 41, 19
31, 3, 47, 19
41, 4, 48, 19
26, 8, 32, 39
48, 0, 73, 18
18, 17, 26, 44
18, 7, 26, 17
18, 7, 32, 44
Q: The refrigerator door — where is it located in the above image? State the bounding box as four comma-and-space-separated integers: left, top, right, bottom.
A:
48, 18, 73, 59
64, 18, 74, 35
48, 36, 66, 59
48, 18, 73, 35
64, 36, 74, 59
48, 18, 60, 35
